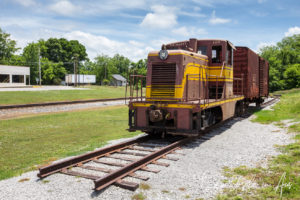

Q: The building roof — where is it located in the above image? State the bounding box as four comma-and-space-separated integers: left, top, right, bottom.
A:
112, 74, 126, 81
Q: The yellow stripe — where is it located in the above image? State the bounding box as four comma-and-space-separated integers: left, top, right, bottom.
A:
148, 52, 208, 62
132, 96, 244, 109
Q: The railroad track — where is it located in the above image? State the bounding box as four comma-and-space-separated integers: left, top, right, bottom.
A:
260, 95, 280, 108
0, 97, 126, 110
38, 135, 191, 191
37, 96, 280, 192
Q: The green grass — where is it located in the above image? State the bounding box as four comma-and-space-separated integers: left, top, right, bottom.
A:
139, 183, 151, 190
0, 86, 126, 105
217, 88, 300, 200
0, 106, 140, 180
132, 193, 146, 200
253, 88, 300, 124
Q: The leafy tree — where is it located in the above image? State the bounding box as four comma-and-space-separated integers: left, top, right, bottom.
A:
22, 42, 40, 84
41, 38, 88, 73
0, 28, 20, 62
39, 58, 67, 85
284, 64, 300, 89
260, 34, 300, 91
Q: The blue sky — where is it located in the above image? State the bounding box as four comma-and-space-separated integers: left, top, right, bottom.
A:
0, 0, 299, 61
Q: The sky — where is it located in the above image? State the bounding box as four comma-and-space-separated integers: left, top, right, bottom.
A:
0, 0, 299, 61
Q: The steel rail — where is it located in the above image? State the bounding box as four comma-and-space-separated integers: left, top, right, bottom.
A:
37, 135, 150, 178
261, 96, 280, 108
0, 97, 126, 110
93, 137, 192, 191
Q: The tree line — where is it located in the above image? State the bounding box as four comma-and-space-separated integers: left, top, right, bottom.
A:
259, 34, 300, 91
1, 27, 299, 91
0, 28, 146, 85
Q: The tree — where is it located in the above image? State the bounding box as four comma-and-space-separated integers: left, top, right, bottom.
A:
41, 59, 67, 85
41, 38, 88, 73
0, 28, 20, 62
259, 34, 300, 91
284, 64, 300, 89
22, 42, 40, 84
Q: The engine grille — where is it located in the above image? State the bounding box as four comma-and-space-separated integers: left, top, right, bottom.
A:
151, 64, 176, 98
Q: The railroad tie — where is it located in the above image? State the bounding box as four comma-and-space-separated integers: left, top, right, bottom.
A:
79, 165, 149, 181
117, 151, 148, 157
107, 155, 169, 167
61, 168, 139, 190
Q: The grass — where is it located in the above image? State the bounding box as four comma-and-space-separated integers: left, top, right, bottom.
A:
253, 88, 300, 124
0, 105, 140, 180
217, 88, 300, 200
0, 86, 126, 105
132, 193, 146, 200
139, 183, 151, 190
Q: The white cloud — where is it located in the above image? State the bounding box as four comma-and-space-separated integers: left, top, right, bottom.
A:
63, 31, 154, 61
256, 41, 276, 53
179, 11, 206, 18
209, 10, 231, 24
284, 26, 300, 37
12, 0, 36, 7
191, 0, 243, 7
172, 26, 207, 37
49, 1, 81, 16
140, 5, 177, 29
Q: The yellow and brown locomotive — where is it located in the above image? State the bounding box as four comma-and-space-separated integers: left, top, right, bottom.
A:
128, 38, 269, 136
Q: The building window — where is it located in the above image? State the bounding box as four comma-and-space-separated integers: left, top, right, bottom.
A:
12, 75, 24, 83
0, 74, 10, 83
197, 46, 207, 55
212, 46, 222, 63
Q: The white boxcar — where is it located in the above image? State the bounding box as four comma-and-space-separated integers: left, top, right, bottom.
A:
65, 74, 96, 84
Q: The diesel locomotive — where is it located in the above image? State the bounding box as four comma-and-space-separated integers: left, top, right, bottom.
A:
127, 38, 269, 136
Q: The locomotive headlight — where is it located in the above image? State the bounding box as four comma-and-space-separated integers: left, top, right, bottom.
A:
159, 49, 168, 60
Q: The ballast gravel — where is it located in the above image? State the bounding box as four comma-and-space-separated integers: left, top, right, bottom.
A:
0, 103, 294, 200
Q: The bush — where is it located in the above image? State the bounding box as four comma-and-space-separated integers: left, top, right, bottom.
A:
102, 79, 110, 85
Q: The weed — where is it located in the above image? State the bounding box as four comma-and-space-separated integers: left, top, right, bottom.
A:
139, 183, 151, 190
162, 190, 170, 193
184, 194, 190, 199
132, 192, 146, 200
222, 179, 228, 184
42, 180, 50, 184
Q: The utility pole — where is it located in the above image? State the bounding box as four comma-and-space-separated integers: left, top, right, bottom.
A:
38, 47, 41, 85
73, 59, 76, 87
104, 62, 107, 80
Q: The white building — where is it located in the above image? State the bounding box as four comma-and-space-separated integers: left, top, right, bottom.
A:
65, 74, 96, 85
0, 65, 30, 87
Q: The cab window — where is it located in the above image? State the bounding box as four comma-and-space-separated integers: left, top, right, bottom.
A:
197, 46, 207, 55
212, 46, 222, 63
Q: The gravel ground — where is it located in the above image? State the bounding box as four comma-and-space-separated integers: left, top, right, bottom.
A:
0, 102, 294, 200
0, 86, 88, 92
0, 100, 126, 119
